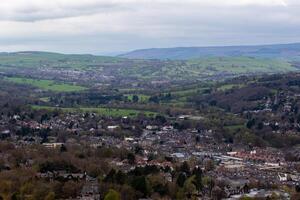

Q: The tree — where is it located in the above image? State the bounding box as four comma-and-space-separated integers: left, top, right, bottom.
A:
131, 176, 150, 197
176, 172, 187, 188
183, 176, 197, 199
155, 115, 166, 124
40, 113, 49, 123
115, 170, 127, 185
33, 184, 51, 200
104, 169, 116, 183
127, 153, 136, 165
104, 189, 121, 200
192, 167, 203, 191
180, 161, 190, 175
149, 96, 159, 104
296, 184, 300, 193
211, 186, 226, 200
132, 95, 139, 103
246, 118, 256, 129
61, 181, 81, 198
11, 192, 20, 200
203, 158, 215, 171
176, 188, 185, 200
134, 145, 144, 155
20, 182, 34, 198
202, 176, 215, 196
148, 175, 168, 196
256, 122, 264, 130
45, 192, 56, 200
60, 144, 67, 152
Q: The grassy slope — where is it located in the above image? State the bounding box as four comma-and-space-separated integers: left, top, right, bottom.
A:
0, 52, 122, 70
217, 83, 245, 91
6, 77, 86, 92
186, 57, 295, 75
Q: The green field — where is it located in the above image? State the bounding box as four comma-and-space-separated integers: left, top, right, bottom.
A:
31, 105, 157, 118
6, 77, 87, 92
0, 52, 122, 70
118, 56, 297, 81
39, 97, 50, 102
186, 57, 295, 75
170, 87, 210, 97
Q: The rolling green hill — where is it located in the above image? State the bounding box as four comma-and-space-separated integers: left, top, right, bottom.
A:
0, 51, 299, 84
0, 51, 123, 70
119, 43, 300, 60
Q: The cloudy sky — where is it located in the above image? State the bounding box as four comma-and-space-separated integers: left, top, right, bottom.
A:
0, 0, 299, 54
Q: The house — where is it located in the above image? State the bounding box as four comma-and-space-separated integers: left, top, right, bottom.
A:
162, 172, 173, 182
107, 125, 119, 130
227, 189, 290, 200
227, 152, 238, 156
170, 153, 185, 159
79, 179, 100, 200
38, 171, 86, 181
278, 173, 288, 182
124, 137, 135, 142
162, 125, 174, 131
0, 130, 11, 140
146, 125, 159, 130
225, 179, 249, 196
42, 142, 64, 148
178, 115, 190, 120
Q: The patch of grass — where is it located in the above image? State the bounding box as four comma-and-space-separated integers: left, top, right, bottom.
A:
39, 97, 50, 102
6, 77, 86, 92
170, 87, 209, 97
31, 105, 157, 118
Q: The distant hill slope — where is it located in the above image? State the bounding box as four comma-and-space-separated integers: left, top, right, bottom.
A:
1, 50, 299, 84
0, 51, 124, 69
119, 43, 300, 60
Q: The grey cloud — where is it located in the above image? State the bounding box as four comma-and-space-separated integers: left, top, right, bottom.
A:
1, 0, 300, 53
0, 1, 126, 22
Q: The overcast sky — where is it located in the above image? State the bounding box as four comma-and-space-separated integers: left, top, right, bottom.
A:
0, 0, 300, 54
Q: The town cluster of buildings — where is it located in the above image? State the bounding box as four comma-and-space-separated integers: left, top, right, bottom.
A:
1, 111, 299, 199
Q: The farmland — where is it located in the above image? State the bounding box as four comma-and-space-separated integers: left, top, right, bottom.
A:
0, 52, 299, 87
186, 57, 295, 75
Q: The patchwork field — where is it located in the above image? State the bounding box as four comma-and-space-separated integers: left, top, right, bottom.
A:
31, 105, 157, 118
186, 57, 295, 75
0, 52, 298, 85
